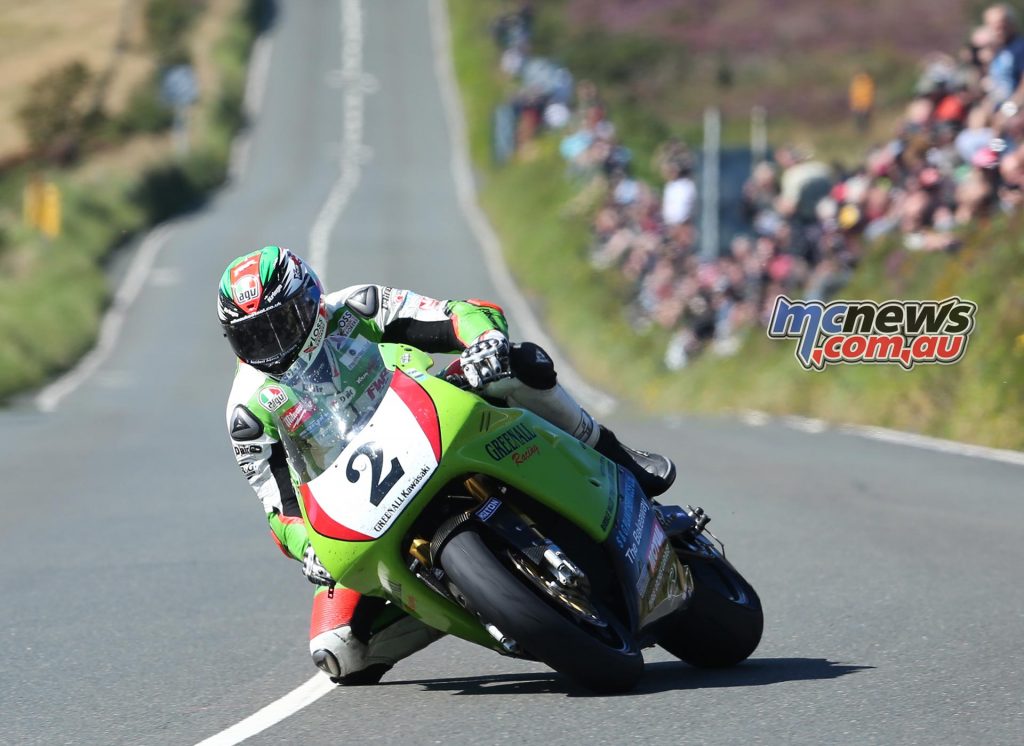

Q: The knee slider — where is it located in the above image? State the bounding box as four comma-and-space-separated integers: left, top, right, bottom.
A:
309, 625, 368, 678
509, 342, 557, 390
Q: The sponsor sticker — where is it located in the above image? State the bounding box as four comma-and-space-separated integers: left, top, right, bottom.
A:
258, 385, 288, 412
371, 465, 431, 532
366, 370, 389, 401
647, 520, 666, 571
512, 444, 540, 465
336, 311, 359, 337
615, 472, 637, 549
282, 401, 314, 431
302, 311, 328, 356
484, 423, 537, 460
232, 276, 260, 309
476, 497, 501, 522
767, 295, 977, 371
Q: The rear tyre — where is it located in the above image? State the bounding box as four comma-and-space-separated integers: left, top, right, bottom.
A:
440, 526, 643, 693
657, 547, 763, 668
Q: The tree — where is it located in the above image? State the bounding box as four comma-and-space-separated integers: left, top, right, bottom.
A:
17, 61, 93, 155
144, 0, 206, 64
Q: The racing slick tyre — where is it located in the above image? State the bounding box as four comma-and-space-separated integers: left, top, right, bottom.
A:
440, 526, 644, 693
657, 546, 763, 668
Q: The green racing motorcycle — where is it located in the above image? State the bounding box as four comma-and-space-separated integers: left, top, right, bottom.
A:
271, 333, 763, 693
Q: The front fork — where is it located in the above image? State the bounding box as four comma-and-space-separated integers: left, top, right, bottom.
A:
406, 476, 592, 655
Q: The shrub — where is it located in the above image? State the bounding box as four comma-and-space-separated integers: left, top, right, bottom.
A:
144, 0, 207, 64
120, 76, 174, 134
17, 61, 94, 154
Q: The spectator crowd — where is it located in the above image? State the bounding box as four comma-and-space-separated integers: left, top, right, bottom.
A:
492, 3, 1024, 368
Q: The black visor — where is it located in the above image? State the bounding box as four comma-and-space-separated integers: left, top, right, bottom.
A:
224, 289, 319, 375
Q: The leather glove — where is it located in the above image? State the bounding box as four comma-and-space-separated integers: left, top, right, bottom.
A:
460, 331, 511, 389
302, 544, 335, 587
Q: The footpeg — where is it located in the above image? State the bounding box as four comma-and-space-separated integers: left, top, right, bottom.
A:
656, 504, 711, 537
686, 505, 710, 534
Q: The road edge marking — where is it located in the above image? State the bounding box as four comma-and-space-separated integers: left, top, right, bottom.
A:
427, 0, 615, 417
193, 675, 335, 746
738, 410, 1024, 467
35, 224, 176, 412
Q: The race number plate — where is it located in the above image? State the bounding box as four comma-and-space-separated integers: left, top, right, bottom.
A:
300, 376, 440, 541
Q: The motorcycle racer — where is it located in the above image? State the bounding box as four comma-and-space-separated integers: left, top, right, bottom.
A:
218, 246, 676, 684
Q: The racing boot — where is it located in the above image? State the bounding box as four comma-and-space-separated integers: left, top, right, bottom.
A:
484, 345, 677, 497
309, 588, 442, 685
593, 425, 676, 498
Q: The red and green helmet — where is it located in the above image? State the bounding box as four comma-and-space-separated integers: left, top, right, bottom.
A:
217, 246, 324, 376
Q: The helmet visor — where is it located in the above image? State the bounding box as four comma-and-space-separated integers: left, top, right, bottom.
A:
224, 292, 319, 373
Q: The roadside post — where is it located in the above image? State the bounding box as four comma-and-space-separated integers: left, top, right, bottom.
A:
700, 107, 721, 261
23, 175, 62, 239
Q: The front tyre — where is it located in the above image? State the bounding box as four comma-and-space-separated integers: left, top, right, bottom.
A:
440, 526, 643, 693
658, 542, 763, 668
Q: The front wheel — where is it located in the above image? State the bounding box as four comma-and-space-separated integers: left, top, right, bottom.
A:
440, 526, 643, 693
657, 539, 763, 668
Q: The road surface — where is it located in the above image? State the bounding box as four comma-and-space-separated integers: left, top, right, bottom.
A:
1, 1, 1021, 744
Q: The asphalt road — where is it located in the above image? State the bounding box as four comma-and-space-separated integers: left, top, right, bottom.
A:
2, 1, 1023, 744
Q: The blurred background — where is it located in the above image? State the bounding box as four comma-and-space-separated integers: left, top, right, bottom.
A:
454, 0, 1024, 449
1, 2, 1022, 745
4, 0, 1021, 449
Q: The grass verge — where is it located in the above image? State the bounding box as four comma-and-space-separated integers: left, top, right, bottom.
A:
448, 0, 1024, 450
0, 0, 263, 401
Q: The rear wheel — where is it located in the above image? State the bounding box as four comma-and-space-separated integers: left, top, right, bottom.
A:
440, 526, 643, 693
657, 538, 763, 668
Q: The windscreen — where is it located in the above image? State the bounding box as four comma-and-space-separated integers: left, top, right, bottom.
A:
274, 334, 393, 482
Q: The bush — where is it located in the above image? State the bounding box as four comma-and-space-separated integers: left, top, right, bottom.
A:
144, 0, 207, 64
561, 30, 677, 86
120, 76, 174, 135
17, 61, 94, 154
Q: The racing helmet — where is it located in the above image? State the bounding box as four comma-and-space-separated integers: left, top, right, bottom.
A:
217, 246, 326, 377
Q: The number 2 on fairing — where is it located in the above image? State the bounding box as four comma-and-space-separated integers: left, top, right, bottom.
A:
345, 441, 405, 506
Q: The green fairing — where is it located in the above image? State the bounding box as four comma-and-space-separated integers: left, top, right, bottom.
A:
289, 343, 616, 651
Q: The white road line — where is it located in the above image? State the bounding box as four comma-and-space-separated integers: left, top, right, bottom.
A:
739, 410, 769, 427
743, 408, 1024, 467
229, 33, 275, 182
193, 675, 335, 746
782, 415, 828, 434
309, 0, 367, 275
193, 1, 366, 742
427, 0, 616, 417
35, 224, 176, 412
840, 422, 1024, 467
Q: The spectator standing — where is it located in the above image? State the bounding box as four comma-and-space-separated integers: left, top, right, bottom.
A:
983, 4, 1024, 106
661, 159, 697, 226
849, 71, 876, 132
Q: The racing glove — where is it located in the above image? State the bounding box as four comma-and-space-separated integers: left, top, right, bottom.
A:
302, 544, 335, 587
460, 330, 511, 389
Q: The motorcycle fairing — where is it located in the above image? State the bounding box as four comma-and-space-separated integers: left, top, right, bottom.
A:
605, 468, 693, 632
300, 370, 441, 542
